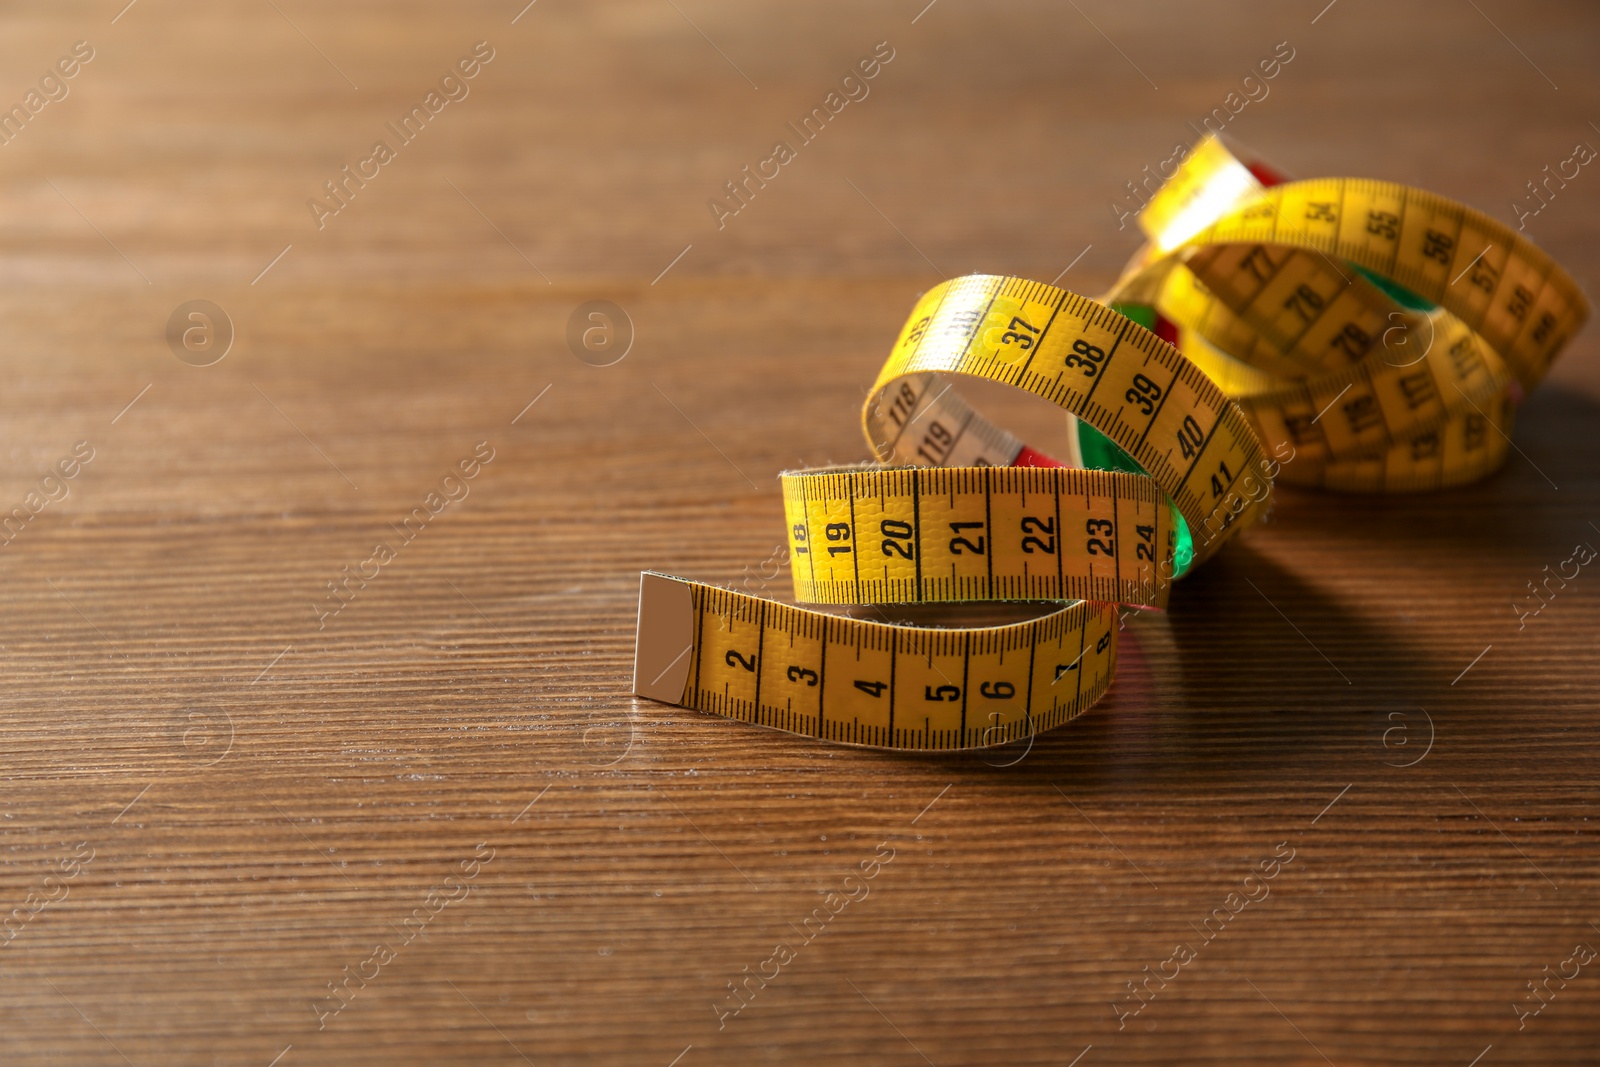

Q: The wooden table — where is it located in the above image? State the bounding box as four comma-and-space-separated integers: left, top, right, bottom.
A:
2, 1, 1597, 1063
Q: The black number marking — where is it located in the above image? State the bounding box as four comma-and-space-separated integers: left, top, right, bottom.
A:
1532, 312, 1557, 346
1064, 338, 1106, 376
1177, 414, 1205, 460
1000, 315, 1040, 350
948, 521, 986, 556
1422, 229, 1454, 265
1342, 394, 1384, 434
1283, 283, 1325, 323
1021, 515, 1056, 555
1086, 518, 1114, 557
1329, 322, 1373, 360
1507, 284, 1534, 323
880, 518, 914, 560
1124, 373, 1163, 416
1240, 245, 1276, 282
916, 420, 955, 466
825, 521, 852, 557
1470, 258, 1500, 294
1209, 460, 1234, 499
884, 380, 918, 427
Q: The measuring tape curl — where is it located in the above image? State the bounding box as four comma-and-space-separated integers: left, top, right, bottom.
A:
1108, 135, 1589, 493
635, 278, 1271, 750
632, 135, 1588, 750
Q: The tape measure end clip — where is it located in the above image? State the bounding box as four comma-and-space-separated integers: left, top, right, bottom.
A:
633, 571, 695, 705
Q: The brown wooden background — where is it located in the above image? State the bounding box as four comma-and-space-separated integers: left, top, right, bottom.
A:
0, 1, 1597, 1063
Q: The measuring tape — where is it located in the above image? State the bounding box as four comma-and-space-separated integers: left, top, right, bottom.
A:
633, 135, 1589, 750
1113, 136, 1588, 491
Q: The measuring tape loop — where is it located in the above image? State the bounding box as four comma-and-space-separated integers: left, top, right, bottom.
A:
634, 572, 1117, 751
780, 463, 1174, 611
862, 274, 1273, 568
1112, 135, 1588, 494
633, 134, 1588, 749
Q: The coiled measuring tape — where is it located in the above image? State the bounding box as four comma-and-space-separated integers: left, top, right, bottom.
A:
633, 135, 1588, 751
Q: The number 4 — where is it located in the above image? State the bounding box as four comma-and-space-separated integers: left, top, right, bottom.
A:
1209, 461, 1233, 498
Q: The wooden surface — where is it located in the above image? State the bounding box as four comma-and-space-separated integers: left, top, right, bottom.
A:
2, 1, 1598, 1063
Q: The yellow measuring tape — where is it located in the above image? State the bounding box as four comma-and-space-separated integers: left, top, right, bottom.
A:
633, 135, 1589, 750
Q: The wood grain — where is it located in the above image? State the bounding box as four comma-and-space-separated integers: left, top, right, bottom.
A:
0, 1, 1598, 1063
